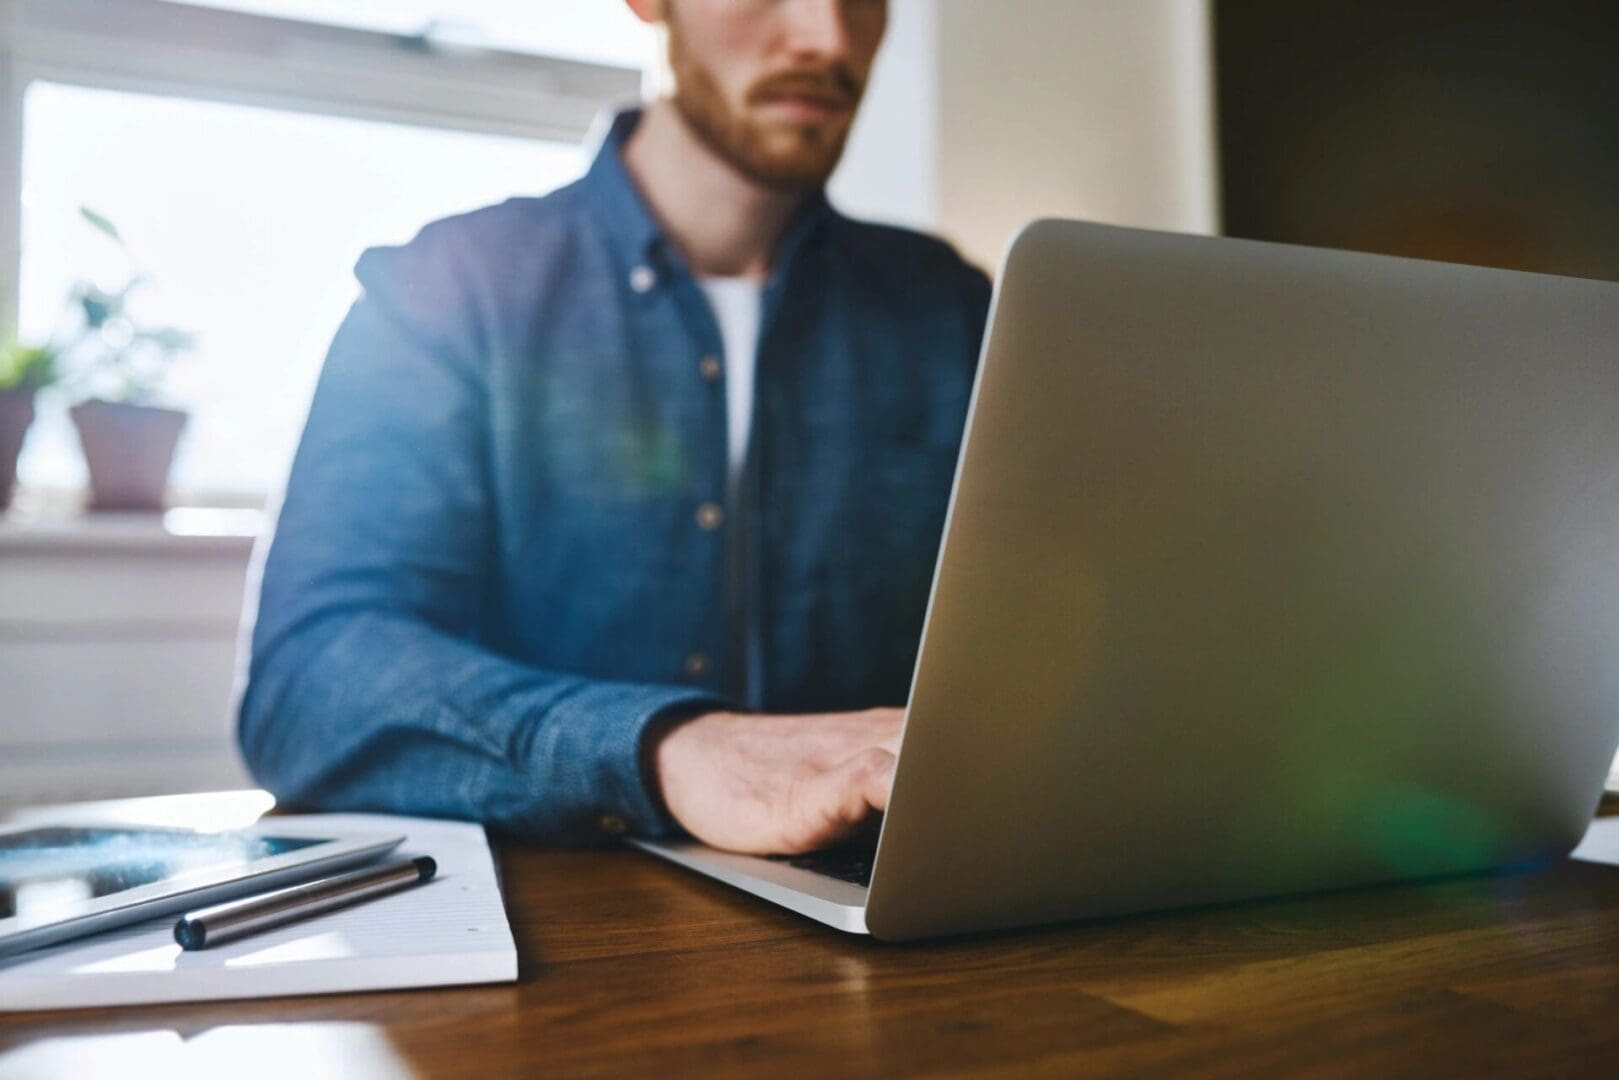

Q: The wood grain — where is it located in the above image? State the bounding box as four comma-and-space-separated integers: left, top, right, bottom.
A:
4, 795, 1619, 1076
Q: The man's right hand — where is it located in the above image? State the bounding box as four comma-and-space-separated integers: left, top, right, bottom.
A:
647, 707, 904, 856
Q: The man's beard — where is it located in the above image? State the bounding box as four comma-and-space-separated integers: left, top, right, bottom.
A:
666, 22, 864, 191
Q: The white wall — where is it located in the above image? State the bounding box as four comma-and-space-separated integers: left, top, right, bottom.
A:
0, 520, 254, 810
828, 0, 937, 231
832, 0, 1220, 271
937, 0, 1219, 268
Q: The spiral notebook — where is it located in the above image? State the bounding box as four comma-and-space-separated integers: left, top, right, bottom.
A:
0, 813, 517, 1011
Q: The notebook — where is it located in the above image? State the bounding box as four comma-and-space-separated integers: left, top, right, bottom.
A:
0, 813, 516, 1011
1572, 815, 1619, 868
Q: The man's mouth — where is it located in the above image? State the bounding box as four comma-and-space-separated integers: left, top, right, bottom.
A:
749, 71, 860, 125
755, 92, 853, 123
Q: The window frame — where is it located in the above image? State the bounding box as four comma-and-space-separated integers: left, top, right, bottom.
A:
0, 0, 641, 347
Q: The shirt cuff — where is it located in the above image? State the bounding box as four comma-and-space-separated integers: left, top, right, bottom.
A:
536, 680, 733, 841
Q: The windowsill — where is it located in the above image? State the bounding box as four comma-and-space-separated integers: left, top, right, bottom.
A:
1, 488, 264, 556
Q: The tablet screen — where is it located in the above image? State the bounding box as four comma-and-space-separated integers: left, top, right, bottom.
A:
0, 827, 324, 923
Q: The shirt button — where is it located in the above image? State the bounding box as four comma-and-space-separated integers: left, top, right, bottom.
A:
629, 265, 657, 294
698, 354, 723, 382
696, 501, 725, 531
599, 814, 628, 836
683, 652, 710, 678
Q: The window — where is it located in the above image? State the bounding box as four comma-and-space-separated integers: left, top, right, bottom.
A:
164, 0, 656, 69
2, 0, 643, 499
19, 83, 585, 494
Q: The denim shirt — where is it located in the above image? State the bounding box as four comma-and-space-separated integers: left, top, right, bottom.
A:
239, 110, 991, 845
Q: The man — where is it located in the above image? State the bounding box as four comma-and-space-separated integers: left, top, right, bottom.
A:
239, 0, 989, 856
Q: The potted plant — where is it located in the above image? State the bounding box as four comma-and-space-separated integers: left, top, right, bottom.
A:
60, 208, 198, 511
0, 339, 60, 510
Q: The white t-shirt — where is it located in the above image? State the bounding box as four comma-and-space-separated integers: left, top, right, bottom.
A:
698, 276, 764, 494
699, 275, 765, 704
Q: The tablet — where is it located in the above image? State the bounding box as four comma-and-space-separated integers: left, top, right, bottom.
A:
0, 821, 403, 958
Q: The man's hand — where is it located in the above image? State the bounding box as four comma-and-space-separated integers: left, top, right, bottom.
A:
648, 708, 903, 855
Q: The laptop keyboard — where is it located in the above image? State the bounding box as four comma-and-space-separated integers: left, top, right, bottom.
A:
771, 841, 877, 887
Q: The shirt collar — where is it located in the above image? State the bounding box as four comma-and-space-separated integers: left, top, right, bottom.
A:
582, 108, 833, 283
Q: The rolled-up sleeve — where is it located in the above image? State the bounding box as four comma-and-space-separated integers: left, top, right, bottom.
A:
237, 235, 725, 844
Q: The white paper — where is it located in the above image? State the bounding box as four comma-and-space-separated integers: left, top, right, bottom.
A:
1570, 815, 1619, 868
0, 813, 516, 1011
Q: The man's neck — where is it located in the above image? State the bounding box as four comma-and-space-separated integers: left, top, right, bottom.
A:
621, 99, 806, 281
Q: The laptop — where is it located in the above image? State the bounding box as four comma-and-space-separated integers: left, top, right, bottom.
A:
633, 219, 1619, 941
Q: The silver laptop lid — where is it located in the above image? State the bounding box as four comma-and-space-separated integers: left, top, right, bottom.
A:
867, 220, 1619, 940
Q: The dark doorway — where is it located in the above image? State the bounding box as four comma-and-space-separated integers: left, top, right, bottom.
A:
1215, 1, 1619, 280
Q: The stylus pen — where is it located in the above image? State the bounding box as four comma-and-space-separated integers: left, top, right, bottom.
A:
173, 856, 437, 950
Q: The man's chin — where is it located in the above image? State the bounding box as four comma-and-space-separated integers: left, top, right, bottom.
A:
668, 88, 851, 190
742, 130, 848, 189
745, 157, 841, 191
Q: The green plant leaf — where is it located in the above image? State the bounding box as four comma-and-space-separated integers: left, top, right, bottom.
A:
79, 205, 126, 246
79, 290, 114, 328
0, 341, 60, 392
136, 327, 198, 353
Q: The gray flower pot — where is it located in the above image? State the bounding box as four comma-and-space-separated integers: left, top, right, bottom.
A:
70, 399, 188, 512
0, 388, 34, 511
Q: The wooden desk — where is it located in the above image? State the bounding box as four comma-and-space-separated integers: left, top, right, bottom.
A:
6, 798, 1619, 1076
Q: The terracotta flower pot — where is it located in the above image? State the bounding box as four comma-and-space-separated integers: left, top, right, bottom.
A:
0, 388, 35, 511
70, 399, 188, 512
